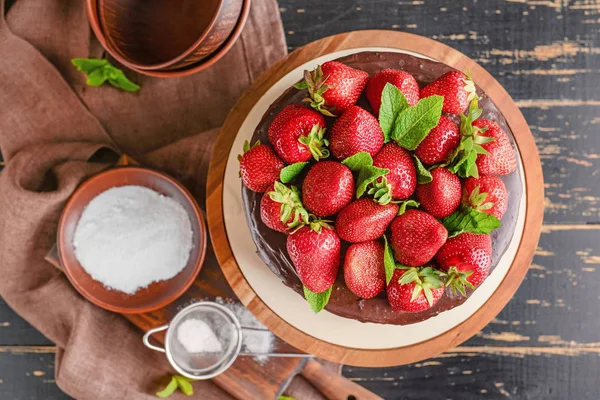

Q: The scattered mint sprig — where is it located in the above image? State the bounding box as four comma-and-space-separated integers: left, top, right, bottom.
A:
303, 285, 333, 313
392, 95, 444, 150
156, 375, 194, 398
280, 162, 309, 183
379, 83, 409, 142
442, 205, 501, 237
341, 151, 373, 172
72, 58, 140, 92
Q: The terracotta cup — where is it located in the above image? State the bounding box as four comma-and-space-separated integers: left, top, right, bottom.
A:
57, 167, 207, 314
94, 0, 244, 71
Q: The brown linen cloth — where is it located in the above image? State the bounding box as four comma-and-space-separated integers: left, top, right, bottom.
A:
0, 0, 287, 398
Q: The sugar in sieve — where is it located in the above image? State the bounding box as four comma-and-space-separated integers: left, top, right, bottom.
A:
142, 301, 311, 380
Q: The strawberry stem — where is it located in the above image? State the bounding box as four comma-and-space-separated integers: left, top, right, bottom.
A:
367, 176, 393, 205
445, 266, 476, 297
268, 182, 309, 229
294, 65, 336, 117
397, 265, 446, 306
298, 124, 330, 161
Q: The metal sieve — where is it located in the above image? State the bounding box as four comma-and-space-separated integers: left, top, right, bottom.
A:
143, 301, 311, 380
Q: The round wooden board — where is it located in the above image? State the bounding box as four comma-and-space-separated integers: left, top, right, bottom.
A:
206, 30, 544, 367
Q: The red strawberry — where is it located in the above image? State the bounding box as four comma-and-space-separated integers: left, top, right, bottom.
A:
366, 69, 420, 114
435, 233, 492, 296
390, 210, 448, 267
372, 143, 416, 200
239, 141, 284, 192
287, 223, 341, 293
295, 61, 369, 116
336, 198, 399, 243
416, 168, 462, 218
387, 266, 445, 312
344, 240, 386, 299
260, 183, 308, 233
329, 106, 384, 160
302, 161, 354, 217
268, 105, 328, 164
420, 71, 476, 114
472, 119, 517, 175
414, 115, 460, 165
462, 175, 508, 220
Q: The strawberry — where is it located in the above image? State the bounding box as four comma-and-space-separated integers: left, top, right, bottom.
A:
414, 115, 460, 165
416, 168, 461, 218
329, 106, 384, 160
372, 143, 416, 200
473, 119, 517, 175
343, 240, 386, 299
435, 233, 492, 296
387, 266, 445, 312
366, 69, 420, 114
336, 198, 399, 243
238, 140, 284, 192
462, 175, 508, 220
261, 182, 308, 233
268, 104, 329, 164
390, 210, 448, 267
295, 61, 369, 116
420, 71, 476, 114
287, 222, 341, 293
302, 161, 354, 217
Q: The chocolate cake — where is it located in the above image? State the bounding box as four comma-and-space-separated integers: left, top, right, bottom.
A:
241, 51, 522, 325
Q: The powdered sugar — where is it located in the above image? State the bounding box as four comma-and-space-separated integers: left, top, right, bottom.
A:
176, 318, 223, 354
73, 185, 193, 294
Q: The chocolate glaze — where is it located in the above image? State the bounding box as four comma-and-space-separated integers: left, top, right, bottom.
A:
241, 52, 523, 325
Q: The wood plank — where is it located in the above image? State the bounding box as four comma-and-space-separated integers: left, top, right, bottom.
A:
0, 298, 53, 346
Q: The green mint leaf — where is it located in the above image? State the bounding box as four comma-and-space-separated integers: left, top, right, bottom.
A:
442, 205, 501, 237
392, 95, 444, 150
174, 376, 194, 396
414, 155, 433, 184
383, 235, 397, 285
356, 165, 389, 198
280, 162, 309, 183
397, 199, 420, 215
379, 83, 409, 143
71, 58, 140, 92
156, 377, 178, 398
278, 397, 296, 400
341, 152, 373, 172
303, 285, 333, 313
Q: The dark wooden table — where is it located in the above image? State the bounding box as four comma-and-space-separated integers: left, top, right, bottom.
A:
1, 0, 599, 399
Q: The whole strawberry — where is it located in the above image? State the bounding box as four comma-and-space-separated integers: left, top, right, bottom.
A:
268, 104, 328, 164
344, 240, 386, 299
416, 168, 461, 218
420, 71, 476, 114
302, 161, 354, 217
336, 198, 399, 243
329, 106, 384, 160
473, 119, 517, 175
462, 175, 508, 220
387, 266, 445, 313
390, 210, 448, 267
372, 143, 416, 200
287, 222, 341, 293
435, 232, 492, 296
366, 69, 420, 114
295, 61, 369, 116
414, 115, 460, 165
239, 140, 284, 192
261, 183, 308, 233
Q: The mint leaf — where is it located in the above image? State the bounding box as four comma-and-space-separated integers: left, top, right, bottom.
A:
442, 205, 501, 237
392, 95, 444, 150
397, 199, 419, 215
156, 377, 178, 398
379, 83, 409, 143
278, 397, 296, 400
383, 235, 397, 285
280, 162, 309, 183
356, 165, 389, 198
71, 58, 140, 92
341, 152, 373, 172
303, 285, 332, 313
414, 155, 433, 184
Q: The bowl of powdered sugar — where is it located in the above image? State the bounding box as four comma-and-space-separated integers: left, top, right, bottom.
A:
58, 167, 207, 313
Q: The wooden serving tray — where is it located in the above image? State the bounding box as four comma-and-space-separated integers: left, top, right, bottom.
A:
206, 30, 544, 367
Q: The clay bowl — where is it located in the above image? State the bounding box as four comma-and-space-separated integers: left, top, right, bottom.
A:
96, 0, 243, 71
57, 167, 207, 314
86, 0, 251, 77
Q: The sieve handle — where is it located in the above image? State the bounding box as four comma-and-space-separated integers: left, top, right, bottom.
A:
143, 325, 168, 353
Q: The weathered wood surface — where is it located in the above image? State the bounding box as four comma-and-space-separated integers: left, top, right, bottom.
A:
1, 0, 599, 398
